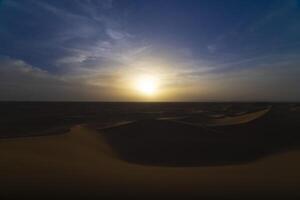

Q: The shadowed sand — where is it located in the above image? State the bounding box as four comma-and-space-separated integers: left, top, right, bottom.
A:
1, 124, 300, 199
100, 119, 266, 166
99, 107, 300, 167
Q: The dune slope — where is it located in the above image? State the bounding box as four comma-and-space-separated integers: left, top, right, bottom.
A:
0, 124, 300, 198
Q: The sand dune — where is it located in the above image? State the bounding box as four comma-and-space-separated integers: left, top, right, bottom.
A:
99, 116, 300, 168
158, 116, 188, 120
91, 120, 136, 130
176, 107, 271, 127
1, 103, 300, 198
0, 124, 300, 198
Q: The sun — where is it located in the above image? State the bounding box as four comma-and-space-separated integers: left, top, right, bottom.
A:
135, 74, 159, 96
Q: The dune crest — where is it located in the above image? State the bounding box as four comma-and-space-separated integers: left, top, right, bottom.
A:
206, 107, 271, 126
174, 107, 271, 127
0, 125, 117, 168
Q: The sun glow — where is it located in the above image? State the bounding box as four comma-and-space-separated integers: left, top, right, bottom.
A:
135, 74, 159, 96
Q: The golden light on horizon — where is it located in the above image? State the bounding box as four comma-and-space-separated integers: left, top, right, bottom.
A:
134, 74, 159, 96
120, 62, 180, 100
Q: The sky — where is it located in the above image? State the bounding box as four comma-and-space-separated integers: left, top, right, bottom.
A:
0, 0, 300, 101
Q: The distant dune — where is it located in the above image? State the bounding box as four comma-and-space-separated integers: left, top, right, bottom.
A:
206, 107, 271, 126
173, 107, 271, 127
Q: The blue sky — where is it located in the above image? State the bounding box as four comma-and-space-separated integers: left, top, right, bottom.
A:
0, 0, 300, 101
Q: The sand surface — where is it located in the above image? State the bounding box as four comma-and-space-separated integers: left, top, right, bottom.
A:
176, 107, 271, 126
1, 124, 300, 199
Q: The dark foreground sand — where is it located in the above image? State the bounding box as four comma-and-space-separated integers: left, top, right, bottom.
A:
0, 124, 300, 199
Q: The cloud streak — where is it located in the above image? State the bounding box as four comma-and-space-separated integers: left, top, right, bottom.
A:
0, 56, 126, 101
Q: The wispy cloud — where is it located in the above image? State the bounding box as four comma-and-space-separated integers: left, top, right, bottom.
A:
0, 56, 127, 101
